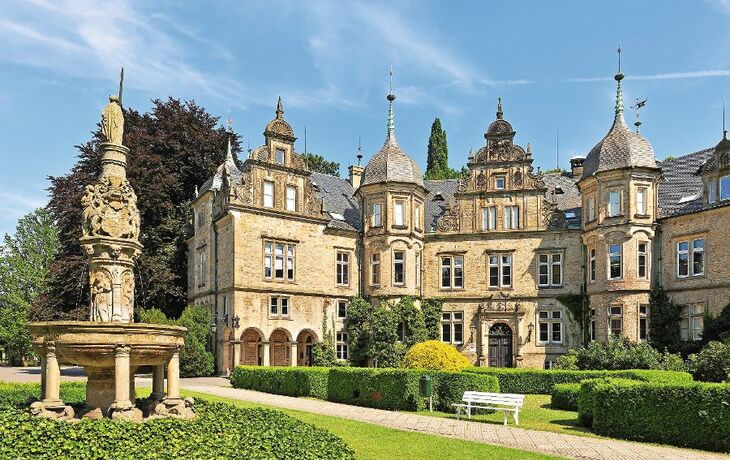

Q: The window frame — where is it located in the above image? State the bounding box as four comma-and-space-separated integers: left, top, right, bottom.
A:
589, 248, 596, 283
720, 175, 730, 201
481, 206, 496, 231
269, 295, 291, 319
608, 190, 621, 217
263, 180, 275, 208
371, 203, 382, 228
608, 243, 622, 280
488, 253, 512, 288
537, 309, 563, 345
537, 252, 563, 287
440, 311, 464, 345
676, 238, 705, 278
336, 299, 348, 320
264, 240, 296, 282
440, 254, 464, 289
285, 185, 297, 211
638, 304, 649, 341
637, 241, 649, 279
503, 205, 519, 229
680, 303, 704, 341
587, 195, 596, 222
393, 250, 405, 286
370, 252, 380, 286
336, 331, 349, 360
494, 175, 506, 190
336, 251, 350, 286
609, 305, 623, 337
275, 148, 286, 165
393, 200, 406, 227
636, 187, 647, 215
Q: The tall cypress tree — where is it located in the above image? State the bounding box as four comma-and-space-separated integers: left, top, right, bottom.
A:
425, 118, 458, 180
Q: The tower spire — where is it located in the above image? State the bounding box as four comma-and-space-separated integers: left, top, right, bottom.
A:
614, 46, 624, 117
226, 114, 233, 161
386, 66, 397, 144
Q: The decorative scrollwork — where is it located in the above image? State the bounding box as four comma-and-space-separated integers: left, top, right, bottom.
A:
81, 176, 140, 240
436, 199, 460, 232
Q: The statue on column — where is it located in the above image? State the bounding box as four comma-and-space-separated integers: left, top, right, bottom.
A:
101, 95, 124, 146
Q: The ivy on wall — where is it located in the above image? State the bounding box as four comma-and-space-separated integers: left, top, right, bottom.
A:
556, 293, 590, 346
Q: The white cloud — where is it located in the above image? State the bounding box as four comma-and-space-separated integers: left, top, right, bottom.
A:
704, 0, 730, 13
0, 189, 47, 225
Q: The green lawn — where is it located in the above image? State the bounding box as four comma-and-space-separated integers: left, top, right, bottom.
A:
181, 390, 565, 460
411, 394, 598, 438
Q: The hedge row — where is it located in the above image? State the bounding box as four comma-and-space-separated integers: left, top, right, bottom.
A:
0, 382, 355, 459
584, 379, 730, 452
463, 367, 693, 394
230, 366, 500, 412
550, 383, 580, 411
0, 381, 86, 407
230, 366, 329, 399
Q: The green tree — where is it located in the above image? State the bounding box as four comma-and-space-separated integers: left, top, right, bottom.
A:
368, 306, 405, 367
41, 98, 238, 320
344, 296, 374, 366
703, 302, 730, 344
393, 296, 427, 347
420, 298, 443, 340
425, 118, 460, 180
299, 152, 340, 177
0, 208, 60, 365
649, 286, 682, 352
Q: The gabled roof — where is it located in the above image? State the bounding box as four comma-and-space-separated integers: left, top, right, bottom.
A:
658, 148, 714, 217
310, 172, 361, 231
424, 179, 458, 231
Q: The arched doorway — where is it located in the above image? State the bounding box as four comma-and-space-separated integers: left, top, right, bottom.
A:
296, 330, 318, 366
241, 328, 263, 366
269, 329, 291, 366
488, 323, 513, 368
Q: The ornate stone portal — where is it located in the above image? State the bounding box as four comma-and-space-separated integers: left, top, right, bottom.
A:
28, 81, 193, 421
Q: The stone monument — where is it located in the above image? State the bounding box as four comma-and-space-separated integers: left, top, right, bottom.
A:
28, 76, 194, 421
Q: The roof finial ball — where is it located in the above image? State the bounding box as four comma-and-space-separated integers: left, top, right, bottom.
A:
387, 66, 396, 102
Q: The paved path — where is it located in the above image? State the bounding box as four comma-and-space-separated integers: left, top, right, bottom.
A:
2, 367, 728, 460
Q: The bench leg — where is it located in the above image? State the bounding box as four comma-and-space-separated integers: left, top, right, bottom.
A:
455, 407, 461, 420
514, 410, 519, 426
503, 410, 508, 426
467, 405, 472, 420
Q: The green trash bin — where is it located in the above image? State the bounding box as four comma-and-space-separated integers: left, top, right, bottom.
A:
419, 375, 432, 397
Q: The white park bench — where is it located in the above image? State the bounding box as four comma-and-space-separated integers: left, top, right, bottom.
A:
452, 391, 525, 425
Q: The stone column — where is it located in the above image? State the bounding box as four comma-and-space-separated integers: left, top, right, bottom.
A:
232, 341, 241, 369
166, 348, 181, 400
262, 342, 271, 366
289, 343, 297, 367
43, 343, 61, 405
113, 345, 132, 409
151, 364, 165, 399
39, 351, 47, 400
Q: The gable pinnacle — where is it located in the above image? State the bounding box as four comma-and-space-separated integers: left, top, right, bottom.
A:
496, 97, 503, 119
226, 136, 233, 161
276, 96, 284, 119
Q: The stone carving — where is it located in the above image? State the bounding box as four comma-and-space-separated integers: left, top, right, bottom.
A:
475, 171, 487, 190
30, 401, 75, 420
101, 96, 124, 145
436, 199, 460, 232
82, 176, 140, 240
120, 271, 134, 322
513, 170, 523, 187
90, 271, 113, 322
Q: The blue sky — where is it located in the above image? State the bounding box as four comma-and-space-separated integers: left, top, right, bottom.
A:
2, 0, 730, 236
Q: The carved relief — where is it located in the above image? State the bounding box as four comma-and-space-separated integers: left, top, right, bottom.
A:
513, 170, 523, 187
81, 176, 140, 240
90, 271, 112, 322
120, 270, 134, 322
436, 199, 460, 232
475, 171, 487, 190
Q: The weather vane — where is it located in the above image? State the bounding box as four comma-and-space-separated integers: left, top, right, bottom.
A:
617, 46, 622, 74
632, 98, 647, 133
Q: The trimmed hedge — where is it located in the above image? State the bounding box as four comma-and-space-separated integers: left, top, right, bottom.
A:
576, 378, 641, 427
0, 382, 354, 459
463, 367, 692, 394
550, 383, 580, 411
0, 381, 86, 407
591, 380, 730, 452
230, 366, 499, 412
327, 367, 499, 412
230, 366, 329, 399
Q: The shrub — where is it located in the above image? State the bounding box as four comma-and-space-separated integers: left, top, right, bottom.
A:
230, 367, 329, 399
702, 302, 730, 344
559, 337, 685, 371
0, 382, 354, 459
402, 340, 470, 371
591, 380, 730, 452
688, 341, 730, 382
311, 314, 338, 367
576, 378, 641, 427
463, 367, 692, 394
550, 383, 580, 411
420, 299, 443, 340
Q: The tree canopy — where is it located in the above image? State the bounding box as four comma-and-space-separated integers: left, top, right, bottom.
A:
39, 98, 239, 320
424, 118, 460, 180
299, 152, 341, 177
0, 208, 59, 364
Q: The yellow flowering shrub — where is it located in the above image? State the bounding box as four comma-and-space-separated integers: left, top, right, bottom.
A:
402, 340, 470, 371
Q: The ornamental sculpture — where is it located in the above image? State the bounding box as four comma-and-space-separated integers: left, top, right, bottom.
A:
101, 95, 124, 145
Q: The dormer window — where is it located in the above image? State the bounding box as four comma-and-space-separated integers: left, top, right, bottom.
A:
495, 176, 506, 190
721, 175, 730, 201
275, 148, 285, 165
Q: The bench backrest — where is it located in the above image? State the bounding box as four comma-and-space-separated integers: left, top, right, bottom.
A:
462, 391, 524, 406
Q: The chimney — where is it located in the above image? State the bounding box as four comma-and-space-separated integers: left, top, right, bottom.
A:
570, 156, 585, 178
348, 164, 364, 189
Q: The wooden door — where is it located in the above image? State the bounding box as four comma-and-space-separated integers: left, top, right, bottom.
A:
270, 330, 290, 366
241, 329, 262, 366
488, 323, 513, 368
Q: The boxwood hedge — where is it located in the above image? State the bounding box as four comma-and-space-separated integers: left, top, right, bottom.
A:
230, 366, 499, 412
230, 366, 329, 399
0, 382, 354, 459
550, 383, 580, 411
463, 367, 692, 394
591, 380, 730, 452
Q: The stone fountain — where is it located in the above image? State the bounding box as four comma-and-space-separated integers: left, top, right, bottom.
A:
27, 83, 193, 421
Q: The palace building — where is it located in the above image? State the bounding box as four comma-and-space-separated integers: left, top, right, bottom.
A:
188, 70, 730, 372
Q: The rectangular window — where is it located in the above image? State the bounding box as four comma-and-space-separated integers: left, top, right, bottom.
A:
589, 308, 596, 341
393, 251, 405, 285
441, 312, 464, 344
263, 181, 274, 208
721, 175, 730, 201
692, 239, 704, 276
275, 148, 285, 165
488, 254, 512, 287
415, 252, 421, 288
589, 248, 596, 283
636, 187, 647, 215
337, 300, 348, 319
677, 238, 704, 278
608, 243, 622, 279
538, 253, 562, 287
608, 190, 621, 217
440, 255, 464, 289
609, 305, 623, 336
269, 296, 291, 318
637, 242, 648, 279
197, 249, 207, 287
481, 207, 496, 231
504, 206, 519, 229
677, 241, 689, 277
285, 186, 296, 211
680, 303, 704, 340
370, 253, 380, 286
336, 332, 348, 360
587, 196, 596, 222
639, 304, 649, 340
414, 205, 421, 229
336, 251, 350, 285
709, 179, 718, 204
537, 309, 563, 344
265, 241, 295, 281
495, 176, 506, 190
394, 201, 405, 226
372, 203, 382, 228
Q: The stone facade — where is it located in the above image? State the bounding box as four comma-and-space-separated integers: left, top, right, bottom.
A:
190, 84, 730, 372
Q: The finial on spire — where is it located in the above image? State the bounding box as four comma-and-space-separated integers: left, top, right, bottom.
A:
527, 142, 532, 154
614, 46, 624, 116
225, 113, 234, 161
118, 67, 124, 107
226, 136, 233, 161
496, 97, 503, 119
386, 67, 396, 143
276, 96, 284, 119
357, 136, 363, 165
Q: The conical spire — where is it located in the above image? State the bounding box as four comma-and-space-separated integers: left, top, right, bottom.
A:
385, 68, 398, 145
226, 136, 233, 161
276, 96, 284, 120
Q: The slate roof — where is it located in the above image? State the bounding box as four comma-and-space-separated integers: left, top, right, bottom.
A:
199, 157, 242, 195
310, 172, 361, 231
424, 179, 458, 231
361, 135, 424, 187
582, 113, 659, 178
658, 148, 714, 217
542, 172, 582, 228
